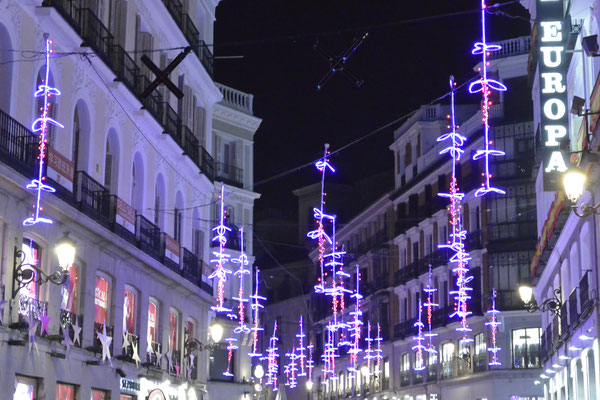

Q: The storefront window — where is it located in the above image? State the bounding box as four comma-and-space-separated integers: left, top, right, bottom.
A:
13, 375, 37, 400
94, 275, 110, 324
91, 389, 108, 400
123, 288, 136, 334
57, 383, 76, 399
512, 328, 541, 368
169, 309, 179, 350
148, 299, 158, 342
60, 264, 79, 313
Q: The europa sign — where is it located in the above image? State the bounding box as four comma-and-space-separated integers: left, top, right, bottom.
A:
537, 0, 570, 190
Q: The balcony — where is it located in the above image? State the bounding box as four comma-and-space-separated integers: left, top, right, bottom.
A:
137, 215, 161, 261
487, 220, 536, 242
216, 83, 254, 114
496, 290, 525, 311
394, 318, 417, 340
488, 36, 531, 60
146, 341, 162, 368
75, 171, 111, 228
441, 360, 454, 379
59, 310, 83, 347
215, 162, 244, 188
119, 332, 140, 362
92, 322, 114, 354
473, 353, 487, 372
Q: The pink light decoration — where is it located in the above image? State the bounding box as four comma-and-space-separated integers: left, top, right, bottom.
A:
284, 347, 298, 388
23, 37, 64, 226
307, 342, 315, 383
266, 321, 280, 389
323, 216, 351, 334
423, 266, 439, 354
348, 265, 363, 374
297, 316, 307, 376
470, 0, 507, 197
485, 289, 502, 366
209, 184, 232, 313
364, 321, 373, 374
232, 227, 251, 333
374, 322, 383, 376
438, 76, 473, 344
412, 300, 426, 371
223, 337, 238, 377
249, 269, 266, 358
322, 323, 338, 381
307, 144, 335, 294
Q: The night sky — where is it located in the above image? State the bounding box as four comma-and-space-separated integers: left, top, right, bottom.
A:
213, 0, 530, 215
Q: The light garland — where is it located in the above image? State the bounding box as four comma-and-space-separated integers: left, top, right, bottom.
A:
364, 321, 373, 375
438, 76, 473, 344
284, 347, 298, 388
266, 321, 280, 389
232, 227, 250, 333
223, 337, 238, 377
485, 289, 502, 366
413, 299, 426, 371
348, 265, 363, 374
374, 322, 383, 376
209, 184, 232, 313
297, 316, 307, 376
248, 269, 265, 358
307, 342, 315, 383
323, 216, 351, 333
24, 37, 64, 226
470, 0, 507, 197
423, 266, 438, 354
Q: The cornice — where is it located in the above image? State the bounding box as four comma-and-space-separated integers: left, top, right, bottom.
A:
213, 103, 262, 132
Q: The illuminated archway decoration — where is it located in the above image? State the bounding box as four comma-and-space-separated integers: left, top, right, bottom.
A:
24, 37, 64, 226
232, 227, 250, 333
485, 289, 502, 366
209, 184, 232, 313
469, 0, 507, 197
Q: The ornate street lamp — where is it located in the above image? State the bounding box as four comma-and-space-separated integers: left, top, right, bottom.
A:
519, 285, 562, 317
563, 167, 600, 217
184, 322, 223, 355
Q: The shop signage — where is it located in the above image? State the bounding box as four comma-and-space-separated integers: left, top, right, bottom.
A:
537, 0, 570, 191
115, 197, 136, 234
120, 378, 140, 393
164, 234, 180, 264
47, 147, 74, 191
147, 389, 166, 400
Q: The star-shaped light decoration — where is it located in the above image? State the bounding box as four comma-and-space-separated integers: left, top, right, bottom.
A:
40, 313, 51, 337
146, 333, 154, 358
131, 340, 141, 367
72, 319, 81, 347
0, 300, 7, 325
122, 331, 131, 352
97, 321, 113, 364
62, 326, 73, 354
166, 345, 174, 373
27, 315, 40, 354
155, 346, 164, 368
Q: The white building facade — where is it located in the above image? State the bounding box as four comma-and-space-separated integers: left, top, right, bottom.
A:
0, 0, 260, 399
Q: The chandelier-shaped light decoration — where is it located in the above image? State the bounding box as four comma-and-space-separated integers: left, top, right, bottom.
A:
374, 322, 383, 376
223, 336, 238, 377
470, 0, 507, 197
232, 227, 251, 333
248, 269, 266, 358
24, 37, 64, 226
266, 321, 280, 389
297, 316, 307, 376
438, 76, 473, 344
209, 184, 233, 313
485, 289, 502, 366
423, 266, 439, 354
307, 144, 335, 293
413, 299, 426, 371
348, 265, 363, 374
364, 321, 373, 375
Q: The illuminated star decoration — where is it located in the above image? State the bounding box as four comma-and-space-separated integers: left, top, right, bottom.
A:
248, 269, 265, 358
72, 319, 81, 347
438, 75, 473, 344
97, 321, 113, 364
146, 333, 154, 358
209, 184, 232, 313
307, 143, 334, 294
469, 0, 507, 197
175, 361, 181, 378
132, 340, 141, 367
0, 299, 6, 325
23, 37, 64, 226
187, 353, 196, 380
423, 266, 439, 354
223, 336, 238, 377
485, 289, 502, 366
296, 316, 307, 376
265, 321, 280, 389
27, 314, 40, 354
232, 227, 251, 333
374, 322, 383, 376
347, 265, 363, 374
363, 321, 373, 375
412, 299, 426, 371
39, 312, 50, 337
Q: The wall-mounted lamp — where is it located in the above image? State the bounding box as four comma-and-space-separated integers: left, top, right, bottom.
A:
562, 167, 600, 217
184, 322, 223, 356
519, 286, 562, 317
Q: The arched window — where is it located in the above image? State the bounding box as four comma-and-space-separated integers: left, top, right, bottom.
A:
192, 208, 204, 260
169, 308, 180, 351
123, 285, 137, 334
570, 242, 581, 293
0, 23, 13, 113
71, 101, 91, 173
104, 129, 120, 194
131, 152, 144, 212
154, 173, 166, 229
174, 191, 184, 243
94, 272, 111, 325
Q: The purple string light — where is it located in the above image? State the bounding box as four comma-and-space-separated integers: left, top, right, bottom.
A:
423, 266, 439, 354
209, 184, 232, 313
232, 227, 251, 333
485, 289, 502, 366
413, 299, 426, 371
248, 269, 265, 358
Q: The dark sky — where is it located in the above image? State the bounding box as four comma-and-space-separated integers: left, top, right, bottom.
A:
213, 1, 530, 214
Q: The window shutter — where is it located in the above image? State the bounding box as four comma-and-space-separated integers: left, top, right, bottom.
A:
104, 153, 113, 190
113, 0, 128, 48
194, 106, 205, 146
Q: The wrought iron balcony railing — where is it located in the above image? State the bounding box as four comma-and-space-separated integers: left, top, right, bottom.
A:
215, 162, 244, 188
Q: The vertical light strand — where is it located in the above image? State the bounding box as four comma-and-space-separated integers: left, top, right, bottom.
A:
485, 289, 502, 366
348, 265, 363, 374
248, 269, 265, 358
413, 299, 426, 371
307, 144, 335, 293
364, 321, 373, 375
423, 266, 439, 354
232, 227, 250, 333
374, 322, 383, 377
470, 0, 507, 197
438, 76, 473, 344
266, 321, 280, 389
307, 342, 315, 384
223, 337, 238, 377
209, 184, 232, 313
24, 36, 64, 226
297, 316, 307, 376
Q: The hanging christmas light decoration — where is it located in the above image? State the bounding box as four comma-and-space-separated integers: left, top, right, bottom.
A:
297, 316, 307, 376
413, 299, 426, 371
348, 265, 363, 374
23, 36, 64, 226
209, 184, 233, 313
266, 321, 280, 389
470, 0, 507, 197
232, 227, 250, 333
249, 269, 266, 358
223, 337, 238, 377
322, 323, 337, 381
374, 322, 383, 376
284, 347, 298, 388
307, 144, 335, 293
438, 76, 473, 344
307, 342, 315, 384
364, 321, 373, 375
423, 266, 438, 354
324, 215, 350, 332
485, 289, 502, 366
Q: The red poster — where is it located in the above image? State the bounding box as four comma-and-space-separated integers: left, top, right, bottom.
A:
169, 311, 178, 350
94, 276, 109, 324
120, 396, 133, 400
61, 265, 79, 313
148, 302, 157, 342
91, 390, 107, 400
21, 242, 39, 300
187, 321, 194, 339
56, 384, 75, 400
123, 289, 135, 333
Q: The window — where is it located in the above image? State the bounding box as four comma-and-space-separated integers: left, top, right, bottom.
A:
412, 241, 419, 262
91, 389, 109, 400
21, 240, 42, 301
147, 299, 158, 343
441, 342, 455, 378
174, 208, 182, 243
512, 328, 541, 369
123, 287, 136, 334
192, 227, 204, 259
169, 309, 180, 350
60, 263, 79, 313
383, 358, 390, 389
487, 184, 535, 224
210, 347, 234, 381
94, 275, 110, 324
57, 383, 76, 400
405, 143, 412, 167
13, 375, 37, 400
475, 333, 486, 356
489, 251, 532, 308
401, 353, 410, 371
396, 151, 401, 174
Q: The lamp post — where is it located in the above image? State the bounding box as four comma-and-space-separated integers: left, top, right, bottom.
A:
519, 285, 562, 317
12, 232, 75, 299
563, 167, 600, 217
184, 322, 223, 356
305, 379, 313, 400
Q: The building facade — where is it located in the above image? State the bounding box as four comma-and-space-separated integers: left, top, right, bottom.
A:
0, 0, 259, 399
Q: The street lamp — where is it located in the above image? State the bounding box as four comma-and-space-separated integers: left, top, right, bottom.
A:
519, 285, 562, 317
254, 364, 265, 380
12, 232, 75, 298
184, 322, 223, 355
563, 167, 600, 217
305, 380, 313, 391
